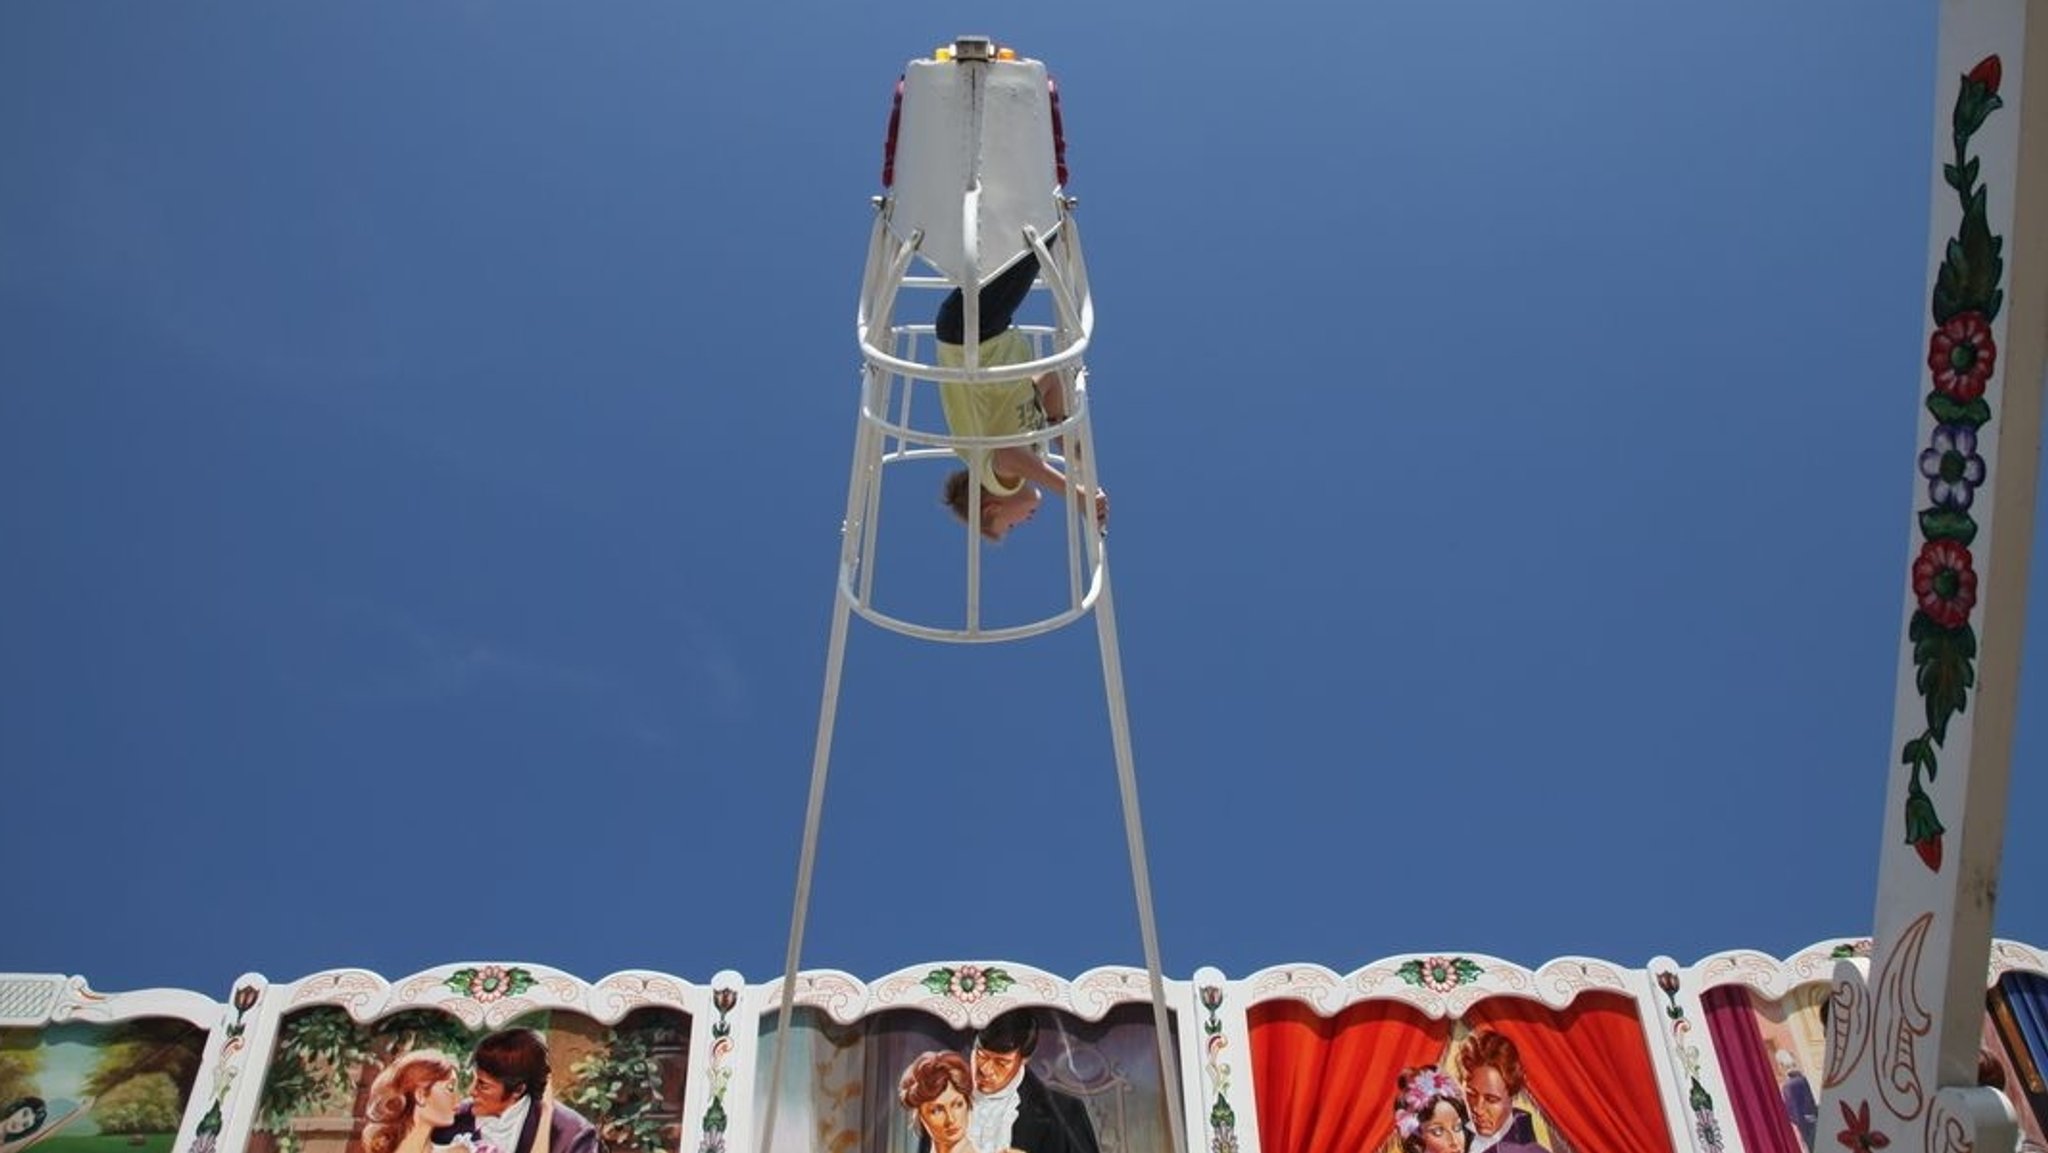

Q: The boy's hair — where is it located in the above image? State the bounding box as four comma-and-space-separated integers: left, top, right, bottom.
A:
942, 469, 1001, 540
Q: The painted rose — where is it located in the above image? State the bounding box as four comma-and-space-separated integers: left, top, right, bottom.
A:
1927, 312, 1996, 403
1912, 539, 1979, 629
468, 965, 513, 1002
1967, 55, 2001, 97
1419, 959, 1459, 994
950, 964, 987, 1002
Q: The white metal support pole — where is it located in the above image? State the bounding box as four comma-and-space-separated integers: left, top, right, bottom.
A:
758, 395, 881, 1152
1093, 567, 1192, 1153
777, 41, 1180, 1153
1818, 5, 2048, 1153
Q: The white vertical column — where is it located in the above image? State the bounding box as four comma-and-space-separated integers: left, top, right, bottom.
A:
1819, 4, 2048, 1153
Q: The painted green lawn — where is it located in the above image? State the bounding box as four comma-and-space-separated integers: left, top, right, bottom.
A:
35, 1135, 175, 1153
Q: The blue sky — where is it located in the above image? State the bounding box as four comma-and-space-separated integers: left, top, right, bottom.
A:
4, 0, 2040, 998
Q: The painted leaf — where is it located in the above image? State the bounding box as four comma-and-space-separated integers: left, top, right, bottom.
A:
1933, 208, 2005, 323
1953, 90, 2004, 138
1925, 393, 1993, 429
1910, 613, 1976, 743
1904, 787, 1946, 841
1918, 508, 1978, 546
1919, 643, 1975, 742
1899, 735, 1936, 777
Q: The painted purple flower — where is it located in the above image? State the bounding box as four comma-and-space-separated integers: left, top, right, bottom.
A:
1919, 425, 1987, 509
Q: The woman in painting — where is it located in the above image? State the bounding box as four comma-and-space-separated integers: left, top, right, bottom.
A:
1395, 1066, 1473, 1153
900, 1050, 980, 1153
1, 1095, 93, 1153
363, 1050, 465, 1153
0, 1099, 47, 1153
1457, 1028, 1549, 1153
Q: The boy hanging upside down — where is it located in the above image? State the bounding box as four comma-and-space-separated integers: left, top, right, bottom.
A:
934, 249, 1110, 541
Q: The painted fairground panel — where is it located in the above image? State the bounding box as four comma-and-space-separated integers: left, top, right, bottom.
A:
1693, 982, 1829, 1153
755, 1003, 1178, 1153
249, 1006, 688, 1153
0, 1019, 208, 1153
1983, 970, 2048, 1153
1247, 991, 1672, 1153
1694, 965, 2048, 1153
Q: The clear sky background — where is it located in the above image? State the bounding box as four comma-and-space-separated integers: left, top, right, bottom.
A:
4, 0, 2041, 999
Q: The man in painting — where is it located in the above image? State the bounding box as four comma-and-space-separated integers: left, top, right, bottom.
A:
1775, 1048, 1818, 1150
1456, 1028, 1548, 1153
431, 1029, 600, 1153
919, 1008, 1100, 1153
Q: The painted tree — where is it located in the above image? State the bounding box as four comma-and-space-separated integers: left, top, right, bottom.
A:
94, 1073, 184, 1136
85, 1021, 205, 1106
0, 1032, 46, 1111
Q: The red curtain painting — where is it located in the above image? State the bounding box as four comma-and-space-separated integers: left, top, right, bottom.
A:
1698, 985, 1805, 1153
1464, 993, 1676, 1153
1249, 998, 1453, 1153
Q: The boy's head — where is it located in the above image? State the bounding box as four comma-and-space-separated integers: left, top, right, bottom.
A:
943, 469, 1040, 540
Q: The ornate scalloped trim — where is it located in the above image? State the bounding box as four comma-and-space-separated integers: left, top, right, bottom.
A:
1235, 953, 1630, 1019
749, 962, 1169, 1027
278, 963, 692, 1028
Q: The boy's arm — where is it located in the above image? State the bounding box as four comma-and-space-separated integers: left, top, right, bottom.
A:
992, 446, 1076, 496
991, 445, 1109, 529
1034, 370, 1070, 423
1016, 369, 1108, 527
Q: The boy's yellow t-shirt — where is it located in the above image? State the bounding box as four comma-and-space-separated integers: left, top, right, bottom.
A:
936, 329, 1045, 497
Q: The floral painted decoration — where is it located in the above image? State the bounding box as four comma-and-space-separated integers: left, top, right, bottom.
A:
1652, 971, 1726, 1153
920, 964, 1016, 1003
445, 966, 537, 1003
1395, 1068, 1462, 1137
1397, 957, 1482, 994
1198, 985, 1238, 1153
187, 986, 264, 1153
1898, 54, 2006, 875
697, 987, 740, 1153
1835, 1100, 1892, 1153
